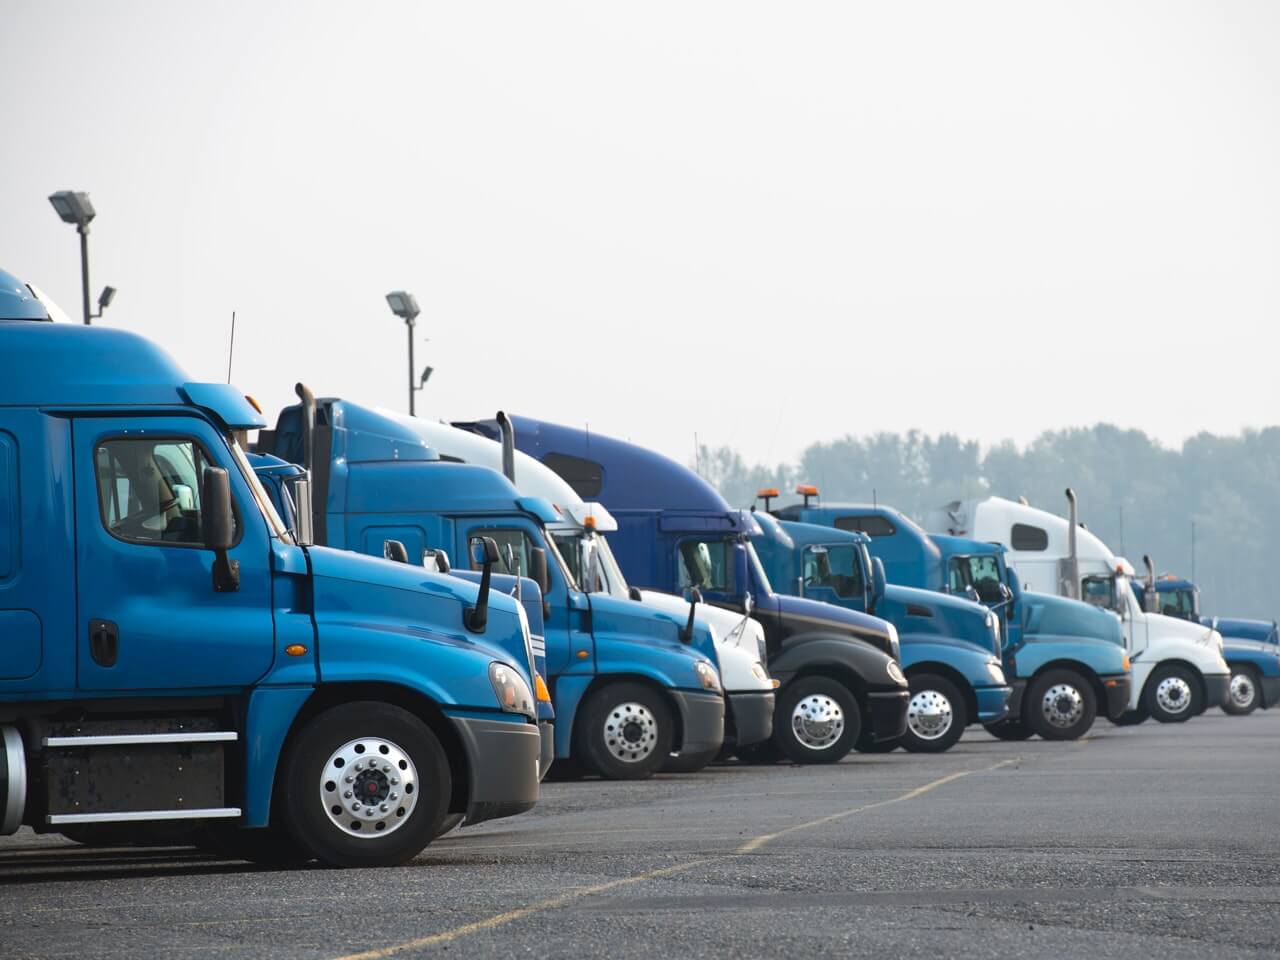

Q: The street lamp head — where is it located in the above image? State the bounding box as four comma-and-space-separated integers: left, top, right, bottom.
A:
48, 191, 96, 228
419, 366, 434, 387
98, 286, 117, 310
385, 290, 420, 323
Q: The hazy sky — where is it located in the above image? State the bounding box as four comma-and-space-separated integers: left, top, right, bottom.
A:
3, 1, 1277, 465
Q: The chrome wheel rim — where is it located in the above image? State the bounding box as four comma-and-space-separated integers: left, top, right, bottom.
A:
791, 694, 845, 750
603, 702, 659, 764
320, 737, 417, 839
1156, 675, 1193, 714
906, 689, 953, 741
1230, 673, 1256, 709
1041, 683, 1084, 729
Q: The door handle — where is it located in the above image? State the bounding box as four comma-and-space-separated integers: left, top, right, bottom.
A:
89, 619, 119, 668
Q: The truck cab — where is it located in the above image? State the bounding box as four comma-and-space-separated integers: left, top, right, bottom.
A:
778, 497, 1131, 740
1132, 577, 1280, 715
0, 306, 540, 867
388, 413, 776, 764
928, 492, 1230, 725
749, 504, 1010, 752
259, 400, 725, 781
463, 416, 911, 766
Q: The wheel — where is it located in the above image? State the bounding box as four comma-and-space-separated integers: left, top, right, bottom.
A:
434, 813, 465, 839
982, 718, 1033, 741
1223, 665, 1260, 716
1025, 669, 1097, 741
772, 676, 861, 764
281, 701, 451, 868
661, 745, 718, 774
1110, 706, 1149, 726
734, 739, 783, 764
899, 673, 967, 753
575, 682, 673, 780
1143, 664, 1203, 722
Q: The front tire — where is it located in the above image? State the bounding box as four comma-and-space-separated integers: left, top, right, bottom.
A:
900, 673, 966, 753
1144, 664, 1202, 722
983, 718, 1033, 740
773, 676, 861, 764
1025, 669, 1097, 741
281, 702, 450, 868
576, 682, 674, 780
1223, 665, 1261, 716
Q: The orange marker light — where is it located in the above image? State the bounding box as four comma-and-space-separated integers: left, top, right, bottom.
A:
576, 650, 590, 659
757, 487, 780, 499
245, 394, 263, 414
795, 483, 819, 497
284, 644, 308, 657
583, 515, 597, 530
535, 674, 551, 703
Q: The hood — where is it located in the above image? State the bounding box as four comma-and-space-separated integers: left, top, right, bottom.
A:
639, 589, 769, 666
881, 583, 1000, 656
1206, 616, 1277, 645
769, 592, 899, 659
585, 590, 719, 685
1020, 591, 1124, 646
305, 545, 535, 687
1146, 609, 1223, 656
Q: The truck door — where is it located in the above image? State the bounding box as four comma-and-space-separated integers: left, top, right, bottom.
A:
73, 417, 276, 691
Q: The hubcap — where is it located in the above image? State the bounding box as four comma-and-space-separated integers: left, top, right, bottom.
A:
603, 702, 659, 763
1041, 683, 1084, 729
1155, 675, 1193, 714
1230, 673, 1256, 709
791, 694, 845, 750
320, 737, 418, 839
906, 689, 953, 741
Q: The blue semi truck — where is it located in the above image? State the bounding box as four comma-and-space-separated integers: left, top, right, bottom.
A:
774, 494, 1131, 741
256, 398, 726, 781
1132, 576, 1280, 715
748, 501, 1010, 752
0, 274, 542, 867
458, 417, 911, 765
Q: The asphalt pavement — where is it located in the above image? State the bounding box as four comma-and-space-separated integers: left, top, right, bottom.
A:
1, 710, 1277, 960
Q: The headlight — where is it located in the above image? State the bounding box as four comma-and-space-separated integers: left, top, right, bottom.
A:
886, 660, 907, 686
750, 661, 770, 683
985, 660, 1006, 684
694, 660, 722, 692
489, 662, 535, 718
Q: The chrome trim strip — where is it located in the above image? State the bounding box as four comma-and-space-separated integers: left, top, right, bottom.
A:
47, 807, 242, 825
42, 732, 238, 748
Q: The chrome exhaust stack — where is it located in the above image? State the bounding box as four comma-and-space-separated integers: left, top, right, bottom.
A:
1064, 488, 1080, 600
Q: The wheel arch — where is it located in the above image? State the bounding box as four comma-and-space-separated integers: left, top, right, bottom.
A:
1141, 658, 1206, 703
902, 661, 976, 721
1027, 658, 1105, 708
573, 673, 689, 753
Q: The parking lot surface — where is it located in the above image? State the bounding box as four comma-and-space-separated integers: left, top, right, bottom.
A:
1, 711, 1277, 959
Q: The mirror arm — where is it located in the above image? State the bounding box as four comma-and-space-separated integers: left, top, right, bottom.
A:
212, 552, 240, 593
680, 588, 702, 643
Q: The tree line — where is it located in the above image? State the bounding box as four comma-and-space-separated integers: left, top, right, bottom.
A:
695, 424, 1280, 621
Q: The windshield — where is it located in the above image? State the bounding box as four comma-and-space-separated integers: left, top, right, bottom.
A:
948, 554, 1004, 603
745, 540, 773, 595
230, 436, 292, 542
550, 530, 629, 598
594, 536, 631, 598
802, 543, 864, 599
1157, 588, 1200, 619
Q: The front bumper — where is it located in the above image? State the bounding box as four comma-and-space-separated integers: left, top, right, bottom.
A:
1101, 673, 1132, 719
1203, 672, 1231, 710
726, 690, 775, 747
974, 684, 1013, 724
537, 720, 555, 782
1260, 674, 1280, 709
866, 687, 910, 741
669, 689, 726, 757
451, 716, 541, 827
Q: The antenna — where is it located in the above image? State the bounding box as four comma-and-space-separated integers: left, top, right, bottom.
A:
873, 487, 877, 508
226, 311, 236, 383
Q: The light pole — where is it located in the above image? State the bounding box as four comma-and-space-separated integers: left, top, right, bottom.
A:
48, 190, 115, 325
386, 291, 424, 415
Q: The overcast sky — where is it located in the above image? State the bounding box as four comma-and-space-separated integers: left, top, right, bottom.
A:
3, 1, 1277, 465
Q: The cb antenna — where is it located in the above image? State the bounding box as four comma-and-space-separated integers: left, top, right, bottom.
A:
226, 310, 237, 383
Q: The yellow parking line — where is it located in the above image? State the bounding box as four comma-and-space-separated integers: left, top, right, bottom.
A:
332, 757, 1018, 960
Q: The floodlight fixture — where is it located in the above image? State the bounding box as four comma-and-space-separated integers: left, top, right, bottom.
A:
385, 290, 420, 323
48, 190, 111, 324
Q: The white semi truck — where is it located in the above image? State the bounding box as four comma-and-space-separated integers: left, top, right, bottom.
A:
927, 490, 1230, 724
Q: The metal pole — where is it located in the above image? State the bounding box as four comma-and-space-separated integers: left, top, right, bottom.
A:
1191, 521, 1196, 583
404, 320, 414, 417
78, 225, 91, 325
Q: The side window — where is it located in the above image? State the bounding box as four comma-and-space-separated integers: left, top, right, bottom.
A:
802, 545, 863, 599
834, 515, 896, 537
677, 539, 733, 592
543, 453, 604, 498
947, 558, 967, 593
470, 528, 536, 578
1010, 523, 1048, 551
95, 438, 227, 545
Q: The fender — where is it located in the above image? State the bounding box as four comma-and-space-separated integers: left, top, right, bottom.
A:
897, 634, 1000, 688
1011, 633, 1128, 678
242, 685, 314, 827
767, 633, 899, 690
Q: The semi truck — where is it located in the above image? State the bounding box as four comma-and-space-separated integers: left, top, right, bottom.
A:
1131, 576, 1280, 715
0, 281, 541, 867
382, 413, 777, 763
775, 491, 1131, 740
749, 503, 1010, 752
461, 416, 911, 765
256, 399, 726, 781
927, 491, 1230, 724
